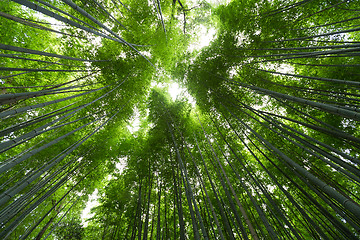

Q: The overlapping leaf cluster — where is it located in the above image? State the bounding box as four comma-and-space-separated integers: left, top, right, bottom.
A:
1, 0, 360, 239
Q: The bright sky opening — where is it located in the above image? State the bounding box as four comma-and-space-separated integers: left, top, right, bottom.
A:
169, 82, 182, 100
127, 108, 141, 134
81, 189, 100, 227
189, 25, 217, 51
168, 82, 196, 107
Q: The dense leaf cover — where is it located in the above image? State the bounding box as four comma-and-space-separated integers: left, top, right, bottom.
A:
1, 0, 360, 239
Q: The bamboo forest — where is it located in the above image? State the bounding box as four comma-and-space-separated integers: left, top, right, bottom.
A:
1, 0, 360, 239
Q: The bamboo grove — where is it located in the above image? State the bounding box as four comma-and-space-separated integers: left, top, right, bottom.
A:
0, 0, 360, 239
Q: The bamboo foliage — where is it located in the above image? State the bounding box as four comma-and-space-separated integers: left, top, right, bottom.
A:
1, 0, 360, 239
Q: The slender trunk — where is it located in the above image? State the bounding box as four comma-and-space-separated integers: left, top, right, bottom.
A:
266, 26, 360, 43
261, 0, 312, 16
0, 67, 91, 72
226, 77, 360, 120
177, 129, 225, 239
193, 135, 226, 240
42, 193, 82, 240
0, 10, 85, 38
0, 117, 97, 174
149, 203, 156, 240
0, 155, 83, 225
238, 42, 360, 52
34, 0, 99, 30
11, 0, 127, 47
116, 0, 131, 11
0, 108, 121, 207
143, 172, 152, 240
213, 130, 301, 239
294, 0, 348, 23
61, 0, 153, 66
34, 216, 55, 240
90, 0, 127, 30
223, 99, 360, 179
290, 15, 360, 31
138, 181, 144, 240
221, 102, 360, 220
169, 124, 201, 239
156, 180, 162, 240
173, 168, 185, 240
200, 126, 251, 240
238, 48, 360, 66
0, 79, 125, 153
131, 179, 142, 240
0, 43, 101, 62
0, 109, 90, 153
259, 109, 360, 165
0, 101, 78, 137
194, 134, 235, 240
0, 84, 107, 119
0, 83, 93, 103
0, 54, 90, 67
249, 66, 360, 86
156, 0, 166, 34
1, 168, 73, 239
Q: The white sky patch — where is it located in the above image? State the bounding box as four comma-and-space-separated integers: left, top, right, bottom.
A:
141, 51, 152, 58
189, 25, 216, 51
127, 108, 141, 134
30, 10, 68, 37
262, 63, 295, 74
90, 36, 103, 48
203, 0, 230, 6
81, 189, 100, 226
107, 157, 127, 180
115, 160, 126, 174
184, 92, 196, 108
169, 82, 182, 100
32, 9, 103, 51
235, 31, 247, 47
151, 81, 167, 88
32, 11, 62, 28
114, 157, 127, 175
252, 95, 270, 110
168, 81, 196, 107
228, 66, 238, 78
150, 80, 196, 107
276, 64, 295, 74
